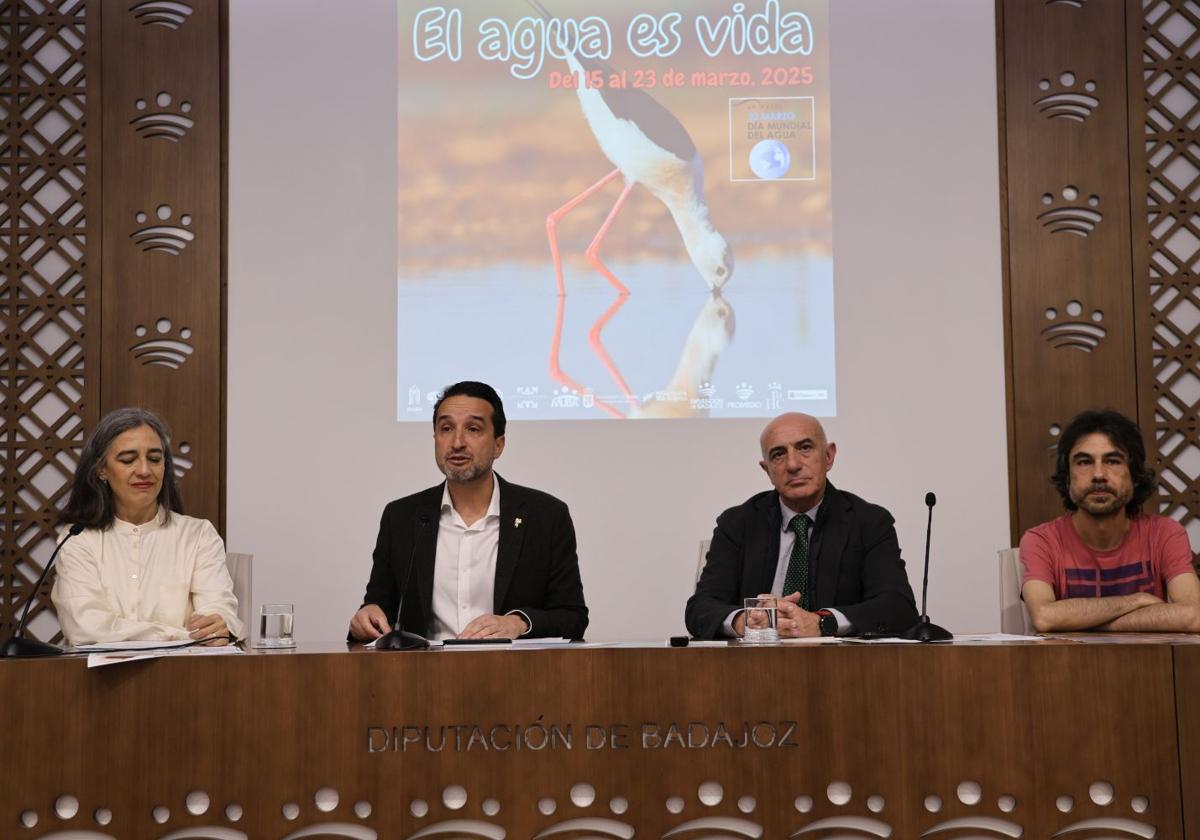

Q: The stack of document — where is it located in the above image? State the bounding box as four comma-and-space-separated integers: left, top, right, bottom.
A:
75, 639, 245, 669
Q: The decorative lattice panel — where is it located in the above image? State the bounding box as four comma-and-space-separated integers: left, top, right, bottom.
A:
0, 0, 89, 641
1140, 0, 1200, 559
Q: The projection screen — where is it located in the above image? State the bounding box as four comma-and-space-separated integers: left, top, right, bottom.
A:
397, 1, 836, 421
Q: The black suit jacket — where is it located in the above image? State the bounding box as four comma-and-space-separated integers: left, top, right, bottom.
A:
685, 482, 918, 639
358, 475, 588, 639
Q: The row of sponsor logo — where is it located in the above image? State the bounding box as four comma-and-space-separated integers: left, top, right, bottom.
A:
404, 384, 829, 412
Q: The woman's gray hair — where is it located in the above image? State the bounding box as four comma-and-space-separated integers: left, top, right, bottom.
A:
60, 407, 184, 529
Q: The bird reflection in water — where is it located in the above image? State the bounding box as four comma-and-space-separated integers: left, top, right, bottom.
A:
549, 291, 736, 419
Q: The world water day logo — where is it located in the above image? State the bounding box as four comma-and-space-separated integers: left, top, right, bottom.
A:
729, 96, 815, 181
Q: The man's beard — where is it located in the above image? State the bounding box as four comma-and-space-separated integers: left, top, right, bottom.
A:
1073, 485, 1129, 517
441, 460, 488, 484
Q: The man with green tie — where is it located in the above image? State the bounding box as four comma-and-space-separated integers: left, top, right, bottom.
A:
685, 413, 919, 639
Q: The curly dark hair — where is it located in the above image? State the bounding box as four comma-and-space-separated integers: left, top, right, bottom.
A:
1051, 409, 1156, 516
60, 407, 185, 529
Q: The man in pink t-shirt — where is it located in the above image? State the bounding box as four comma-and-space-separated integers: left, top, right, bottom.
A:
1020, 409, 1200, 633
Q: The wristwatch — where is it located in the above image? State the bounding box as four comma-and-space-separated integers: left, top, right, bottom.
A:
816, 609, 837, 637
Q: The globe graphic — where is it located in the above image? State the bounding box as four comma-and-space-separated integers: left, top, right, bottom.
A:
749, 139, 791, 180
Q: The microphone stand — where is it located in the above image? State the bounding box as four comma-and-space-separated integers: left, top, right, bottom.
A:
900, 492, 952, 642
1, 524, 85, 658
375, 629, 431, 650
376, 514, 431, 651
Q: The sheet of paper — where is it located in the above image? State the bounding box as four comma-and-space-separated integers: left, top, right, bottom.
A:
176, 644, 244, 655
86, 645, 243, 668
73, 639, 196, 651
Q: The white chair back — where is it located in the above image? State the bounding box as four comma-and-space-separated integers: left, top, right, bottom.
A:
998, 547, 1032, 634
696, 539, 711, 584
226, 552, 253, 639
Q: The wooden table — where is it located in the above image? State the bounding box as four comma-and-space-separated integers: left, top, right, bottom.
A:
4, 638, 1198, 839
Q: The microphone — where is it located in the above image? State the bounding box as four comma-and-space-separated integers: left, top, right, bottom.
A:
375, 513, 432, 651
899, 492, 952, 642
1, 523, 86, 658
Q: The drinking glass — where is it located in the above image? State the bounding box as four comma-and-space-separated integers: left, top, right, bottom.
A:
256, 603, 295, 649
742, 597, 779, 644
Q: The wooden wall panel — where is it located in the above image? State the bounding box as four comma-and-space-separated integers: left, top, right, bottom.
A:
1001, 0, 1140, 542
99, 0, 222, 525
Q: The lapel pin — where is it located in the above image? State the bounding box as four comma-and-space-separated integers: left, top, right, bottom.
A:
514, 517, 523, 528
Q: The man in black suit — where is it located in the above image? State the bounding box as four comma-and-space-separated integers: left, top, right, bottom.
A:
686, 412, 918, 639
349, 381, 587, 642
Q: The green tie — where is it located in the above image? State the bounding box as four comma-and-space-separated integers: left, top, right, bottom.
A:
783, 514, 812, 609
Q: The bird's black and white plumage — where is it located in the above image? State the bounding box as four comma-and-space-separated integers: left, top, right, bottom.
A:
539, 3, 734, 291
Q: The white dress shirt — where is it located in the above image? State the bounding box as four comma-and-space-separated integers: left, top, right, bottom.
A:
429, 482, 502, 640
722, 498, 851, 636
51, 509, 243, 645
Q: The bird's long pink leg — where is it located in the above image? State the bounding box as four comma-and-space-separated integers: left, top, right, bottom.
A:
548, 293, 625, 419
585, 179, 636, 295
545, 168, 632, 417
588, 295, 637, 409
546, 168, 623, 296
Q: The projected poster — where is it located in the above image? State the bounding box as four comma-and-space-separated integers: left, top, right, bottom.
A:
398, 0, 833, 420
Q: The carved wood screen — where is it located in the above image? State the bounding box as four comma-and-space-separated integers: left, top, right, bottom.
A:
1001, 0, 1200, 563
0, 0, 224, 643
1136, 0, 1200, 564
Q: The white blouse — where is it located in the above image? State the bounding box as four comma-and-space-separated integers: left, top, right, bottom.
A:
51, 509, 244, 645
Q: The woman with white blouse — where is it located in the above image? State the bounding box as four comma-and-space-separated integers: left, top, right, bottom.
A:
51, 408, 243, 645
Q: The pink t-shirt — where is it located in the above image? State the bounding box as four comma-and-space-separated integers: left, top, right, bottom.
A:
1020, 513, 1195, 600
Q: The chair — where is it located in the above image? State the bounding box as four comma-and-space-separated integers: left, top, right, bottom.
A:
696, 539, 711, 584
226, 552, 253, 640
998, 547, 1032, 634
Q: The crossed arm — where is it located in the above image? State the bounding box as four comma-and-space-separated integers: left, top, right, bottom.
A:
1023, 572, 1200, 633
